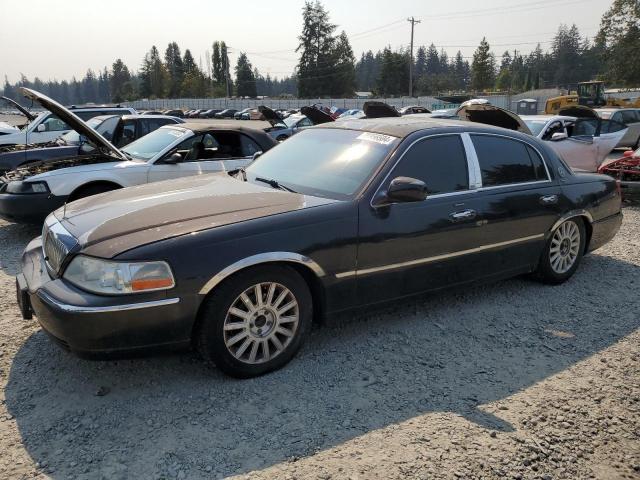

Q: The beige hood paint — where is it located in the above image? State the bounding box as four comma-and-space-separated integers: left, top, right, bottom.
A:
55, 173, 334, 258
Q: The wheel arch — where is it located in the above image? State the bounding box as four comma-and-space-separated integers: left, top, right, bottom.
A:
549, 210, 593, 253
68, 180, 123, 201
195, 252, 327, 324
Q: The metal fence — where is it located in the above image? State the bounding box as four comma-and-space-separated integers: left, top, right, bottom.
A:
129, 94, 513, 112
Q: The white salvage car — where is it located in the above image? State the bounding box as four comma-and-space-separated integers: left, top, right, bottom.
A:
457, 102, 627, 172
0, 88, 276, 224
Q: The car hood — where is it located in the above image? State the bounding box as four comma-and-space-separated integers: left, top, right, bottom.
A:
1, 153, 123, 182
55, 173, 337, 258
300, 106, 334, 124
456, 103, 532, 135
558, 105, 598, 118
363, 101, 401, 118
20, 88, 127, 161
1, 96, 36, 121
258, 105, 285, 127
0, 122, 20, 134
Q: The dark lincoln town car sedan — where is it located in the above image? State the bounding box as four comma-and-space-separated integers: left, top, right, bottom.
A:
17, 117, 622, 377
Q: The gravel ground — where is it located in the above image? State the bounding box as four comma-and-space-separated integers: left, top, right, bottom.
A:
0, 207, 639, 480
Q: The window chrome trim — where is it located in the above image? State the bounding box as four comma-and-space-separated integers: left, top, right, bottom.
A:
199, 252, 326, 294
460, 133, 482, 189
335, 233, 545, 279
369, 133, 473, 208
36, 290, 180, 313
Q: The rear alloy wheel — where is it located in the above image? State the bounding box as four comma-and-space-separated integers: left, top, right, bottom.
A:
536, 218, 586, 284
196, 265, 312, 378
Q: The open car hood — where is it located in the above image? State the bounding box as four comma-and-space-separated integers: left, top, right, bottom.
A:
456, 102, 532, 135
1, 96, 36, 121
363, 101, 401, 119
19, 88, 127, 161
258, 105, 283, 127
558, 105, 598, 119
300, 106, 334, 125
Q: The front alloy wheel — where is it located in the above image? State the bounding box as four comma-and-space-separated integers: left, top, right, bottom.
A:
196, 265, 312, 378
224, 282, 299, 364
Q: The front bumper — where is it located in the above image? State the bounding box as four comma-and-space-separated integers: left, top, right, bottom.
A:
18, 236, 192, 357
0, 191, 68, 224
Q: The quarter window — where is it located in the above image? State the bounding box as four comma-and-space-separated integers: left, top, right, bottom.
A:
471, 135, 545, 187
391, 135, 469, 195
620, 110, 639, 124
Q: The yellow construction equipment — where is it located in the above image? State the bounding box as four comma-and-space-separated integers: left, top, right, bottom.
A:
545, 81, 640, 114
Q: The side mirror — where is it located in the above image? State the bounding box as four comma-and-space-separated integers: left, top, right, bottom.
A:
36, 124, 47, 132
251, 151, 263, 161
623, 150, 635, 158
164, 152, 183, 164
551, 132, 568, 141
385, 176, 427, 203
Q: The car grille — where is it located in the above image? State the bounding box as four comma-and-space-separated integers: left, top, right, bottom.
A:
42, 219, 76, 275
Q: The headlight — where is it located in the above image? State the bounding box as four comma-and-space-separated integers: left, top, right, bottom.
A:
6, 181, 50, 194
63, 255, 175, 295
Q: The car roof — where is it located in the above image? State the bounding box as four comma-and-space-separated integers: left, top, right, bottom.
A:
314, 117, 474, 138
520, 115, 576, 121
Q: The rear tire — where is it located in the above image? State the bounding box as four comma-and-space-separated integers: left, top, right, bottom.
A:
196, 265, 312, 378
535, 218, 586, 284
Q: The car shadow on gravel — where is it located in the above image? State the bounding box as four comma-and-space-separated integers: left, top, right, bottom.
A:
0, 221, 40, 276
5, 252, 640, 479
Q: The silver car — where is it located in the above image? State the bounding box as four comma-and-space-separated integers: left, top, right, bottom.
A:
597, 108, 640, 149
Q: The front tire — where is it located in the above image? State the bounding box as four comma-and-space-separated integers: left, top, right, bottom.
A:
196, 265, 312, 378
535, 218, 586, 284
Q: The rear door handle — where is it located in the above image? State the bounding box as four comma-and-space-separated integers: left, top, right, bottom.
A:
449, 209, 477, 222
540, 194, 559, 205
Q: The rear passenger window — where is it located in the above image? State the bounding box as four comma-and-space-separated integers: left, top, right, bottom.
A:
620, 110, 639, 124
471, 135, 545, 187
392, 135, 468, 195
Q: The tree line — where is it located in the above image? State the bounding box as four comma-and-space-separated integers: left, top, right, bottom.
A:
2, 0, 638, 105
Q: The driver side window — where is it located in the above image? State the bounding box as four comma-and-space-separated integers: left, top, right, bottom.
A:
40, 115, 70, 132
542, 121, 564, 141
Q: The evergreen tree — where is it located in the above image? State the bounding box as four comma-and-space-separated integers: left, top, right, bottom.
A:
331, 31, 356, 96
471, 37, 496, 91
235, 53, 257, 97
165, 42, 185, 97
296, 1, 337, 97
110, 59, 133, 102
596, 0, 640, 86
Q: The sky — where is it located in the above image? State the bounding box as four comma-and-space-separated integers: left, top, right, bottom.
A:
0, 0, 614, 83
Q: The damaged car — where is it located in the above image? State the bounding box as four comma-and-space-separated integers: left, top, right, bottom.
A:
259, 105, 333, 141
0, 114, 183, 175
599, 147, 640, 201
16, 116, 622, 378
0, 88, 276, 224
457, 101, 627, 172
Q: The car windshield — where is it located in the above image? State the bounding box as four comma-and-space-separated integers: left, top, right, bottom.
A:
245, 128, 399, 200
59, 117, 103, 144
122, 126, 189, 161
524, 119, 549, 137
283, 116, 302, 127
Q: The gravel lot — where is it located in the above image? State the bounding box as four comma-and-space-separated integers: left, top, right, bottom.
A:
0, 205, 639, 479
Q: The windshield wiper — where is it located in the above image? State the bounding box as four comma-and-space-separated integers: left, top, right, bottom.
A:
254, 176, 297, 193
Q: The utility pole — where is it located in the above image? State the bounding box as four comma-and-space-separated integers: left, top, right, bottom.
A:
224, 46, 232, 99
407, 16, 421, 97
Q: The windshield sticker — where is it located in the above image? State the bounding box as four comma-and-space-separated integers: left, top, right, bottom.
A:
167, 129, 186, 137
357, 132, 396, 145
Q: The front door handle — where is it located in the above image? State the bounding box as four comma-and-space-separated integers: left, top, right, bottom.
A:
540, 194, 559, 205
449, 209, 477, 222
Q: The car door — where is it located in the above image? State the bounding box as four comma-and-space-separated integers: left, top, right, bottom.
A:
616, 110, 640, 147
467, 133, 562, 270
548, 118, 601, 171
356, 133, 488, 305
147, 131, 259, 183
